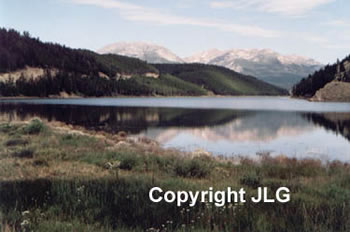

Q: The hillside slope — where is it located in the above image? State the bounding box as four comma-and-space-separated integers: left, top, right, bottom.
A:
311, 81, 350, 102
0, 28, 202, 97
155, 63, 288, 96
292, 55, 350, 101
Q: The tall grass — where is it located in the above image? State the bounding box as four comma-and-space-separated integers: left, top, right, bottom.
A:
0, 121, 350, 231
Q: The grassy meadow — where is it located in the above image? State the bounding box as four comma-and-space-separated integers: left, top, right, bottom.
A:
0, 119, 350, 231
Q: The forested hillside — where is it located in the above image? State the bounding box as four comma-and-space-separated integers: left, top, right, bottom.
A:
0, 28, 287, 97
155, 63, 288, 96
292, 55, 350, 98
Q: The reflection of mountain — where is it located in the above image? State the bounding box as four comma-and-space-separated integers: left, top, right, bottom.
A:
143, 111, 314, 143
303, 113, 350, 141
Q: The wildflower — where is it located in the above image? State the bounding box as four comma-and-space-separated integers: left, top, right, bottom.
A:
105, 161, 121, 170
77, 185, 85, 193
21, 210, 30, 216
20, 219, 30, 227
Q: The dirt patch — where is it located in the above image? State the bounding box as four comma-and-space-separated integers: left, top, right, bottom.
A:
311, 81, 350, 102
0, 66, 58, 83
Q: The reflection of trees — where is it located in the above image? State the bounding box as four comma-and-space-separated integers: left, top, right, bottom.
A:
2, 103, 350, 142
303, 113, 350, 141
0, 104, 252, 134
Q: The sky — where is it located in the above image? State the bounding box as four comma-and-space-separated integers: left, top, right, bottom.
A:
1, 0, 350, 63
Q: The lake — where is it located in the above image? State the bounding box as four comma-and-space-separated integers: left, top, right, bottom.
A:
1, 96, 350, 162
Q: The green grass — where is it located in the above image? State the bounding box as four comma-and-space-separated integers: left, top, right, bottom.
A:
0, 120, 349, 231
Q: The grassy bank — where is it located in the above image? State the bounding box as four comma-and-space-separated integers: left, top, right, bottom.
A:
0, 119, 350, 231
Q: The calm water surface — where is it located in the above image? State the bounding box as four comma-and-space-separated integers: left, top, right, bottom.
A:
1, 96, 350, 162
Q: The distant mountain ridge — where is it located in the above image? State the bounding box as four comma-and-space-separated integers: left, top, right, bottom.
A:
98, 42, 184, 64
99, 43, 322, 90
186, 48, 323, 89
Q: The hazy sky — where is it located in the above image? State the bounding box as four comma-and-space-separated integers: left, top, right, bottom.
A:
1, 0, 350, 63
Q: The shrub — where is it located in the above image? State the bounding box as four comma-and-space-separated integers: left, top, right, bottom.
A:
240, 172, 261, 188
174, 158, 211, 178
12, 148, 34, 158
5, 138, 28, 147
33, 159, 49, 166
0, 123, 14, 133
119, 156, 139, 170
23, 119, 46, 135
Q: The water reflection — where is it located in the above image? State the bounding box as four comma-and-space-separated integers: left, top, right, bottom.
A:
0, 102, 350, 161
303, 113, 350, 141
144, 112, 313, 143
0, 104, 253, 133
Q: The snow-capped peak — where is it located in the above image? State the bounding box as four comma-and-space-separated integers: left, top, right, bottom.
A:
185, 48, 323, 89
184, 49, 225, 63
186, 48, 321, 66
277, 54, 321, 66
98, 42, 184, 63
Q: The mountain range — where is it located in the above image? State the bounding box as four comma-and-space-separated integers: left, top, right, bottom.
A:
0, 28, 287, 97
99, 42, 323, 89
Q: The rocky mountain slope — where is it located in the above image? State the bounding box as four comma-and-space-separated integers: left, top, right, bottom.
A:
98, 42, 184, 64
185, 49, 322, 89
311, 81, 350, 102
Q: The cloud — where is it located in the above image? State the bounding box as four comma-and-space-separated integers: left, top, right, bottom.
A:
70, 0, 280, 38
210, 0, 334, 16
294, 33, 350, 51
326, 19, 350, 27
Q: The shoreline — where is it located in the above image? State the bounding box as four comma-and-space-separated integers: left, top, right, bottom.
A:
4, 94, 350, 103
0, 94, 291, 101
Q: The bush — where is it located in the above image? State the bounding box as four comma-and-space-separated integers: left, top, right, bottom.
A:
5, 138, 28, 146
240, 172, 261, 188
0, 123, 14, 133
174, 158, 211, 178
12, 148, 34, 158
23, 119, 46, 134
119, 156, 139, 170
33, 159, 49, 166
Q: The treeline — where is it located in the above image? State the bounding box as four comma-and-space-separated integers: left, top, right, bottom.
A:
292, 55, 350, 97
0, 28, 99, 74
0, 72, 205, 97
0, 71, 115, 97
